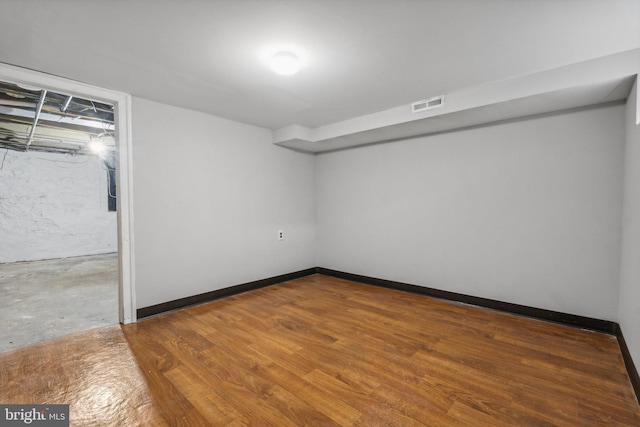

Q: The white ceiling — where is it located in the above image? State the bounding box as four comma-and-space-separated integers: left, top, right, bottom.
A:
0, 0, 638, 132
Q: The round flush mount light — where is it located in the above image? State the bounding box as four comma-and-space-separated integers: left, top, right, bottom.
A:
270, 51, 301, 75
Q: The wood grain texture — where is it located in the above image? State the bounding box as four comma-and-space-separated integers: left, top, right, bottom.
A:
1, 274, 639, 426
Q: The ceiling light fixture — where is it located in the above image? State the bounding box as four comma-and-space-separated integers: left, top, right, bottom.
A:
270, 51, 301, 76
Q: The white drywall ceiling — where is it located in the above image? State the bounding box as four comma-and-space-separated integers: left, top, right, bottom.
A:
0, 0, 638, 149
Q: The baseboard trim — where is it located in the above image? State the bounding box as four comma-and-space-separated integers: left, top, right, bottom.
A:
138, 267, 616, 333
616, 326, 640, 404
317, 268, 619, 334
136, 268, 317, 319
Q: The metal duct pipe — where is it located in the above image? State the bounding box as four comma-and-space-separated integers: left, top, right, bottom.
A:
25, 89, 47, 150
60, 95, 72, 112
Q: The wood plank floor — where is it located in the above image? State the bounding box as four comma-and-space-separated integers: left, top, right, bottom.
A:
1, 274, 639, 426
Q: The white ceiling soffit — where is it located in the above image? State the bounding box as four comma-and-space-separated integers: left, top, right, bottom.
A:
274, 49, 640, 153
0, 0, 638, 132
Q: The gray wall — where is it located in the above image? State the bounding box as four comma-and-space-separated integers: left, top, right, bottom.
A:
0, 150, 117, 263
131, 98, 316, 308
620, 81, 640, 367
130, 95, 636, 369
316, 105, 625, 321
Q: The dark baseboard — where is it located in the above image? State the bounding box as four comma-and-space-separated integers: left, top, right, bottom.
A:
317, 268, 619, 334
138, 266, 616, 333
616, 326, 640, 405
136, 268, 317, 319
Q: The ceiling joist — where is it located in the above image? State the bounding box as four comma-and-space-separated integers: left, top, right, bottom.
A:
0, 81, 115, 155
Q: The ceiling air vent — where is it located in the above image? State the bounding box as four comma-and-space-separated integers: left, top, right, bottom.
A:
411, 95, 444, 113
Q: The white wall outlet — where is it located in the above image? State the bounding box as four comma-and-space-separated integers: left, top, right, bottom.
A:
278, 230, 284, 240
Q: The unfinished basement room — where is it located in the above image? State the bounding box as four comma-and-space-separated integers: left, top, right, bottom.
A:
0, 0, 639, 426
0, 81, 119, 352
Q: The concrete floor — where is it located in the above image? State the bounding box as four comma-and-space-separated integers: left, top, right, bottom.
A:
0, 253, 118, 353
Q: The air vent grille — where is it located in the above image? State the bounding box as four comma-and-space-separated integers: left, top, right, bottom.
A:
412, 95, 444, 113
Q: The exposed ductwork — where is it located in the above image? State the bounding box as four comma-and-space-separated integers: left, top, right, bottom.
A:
25, 89, 47, 149
0, 81, 115, 155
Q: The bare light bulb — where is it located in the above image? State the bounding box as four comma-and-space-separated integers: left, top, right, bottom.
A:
270, 51, 301, 75
88, 139, 106, 155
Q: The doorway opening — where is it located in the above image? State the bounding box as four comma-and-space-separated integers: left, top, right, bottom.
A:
0, 81, 119, 351
0, 63, 135, 352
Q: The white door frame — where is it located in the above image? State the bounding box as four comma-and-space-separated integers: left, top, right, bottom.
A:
0, 62, 137, 324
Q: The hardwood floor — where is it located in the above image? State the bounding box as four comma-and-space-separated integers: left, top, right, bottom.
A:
1, 274, 639, 426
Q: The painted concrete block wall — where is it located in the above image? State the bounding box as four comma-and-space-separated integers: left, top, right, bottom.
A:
316, 105, 625, 321
0, 150, 117, 263
620, 80, 640, 368
131, 97, 316, 308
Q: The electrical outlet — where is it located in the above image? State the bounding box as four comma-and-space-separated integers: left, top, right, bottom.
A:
278, 230, 284, 241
